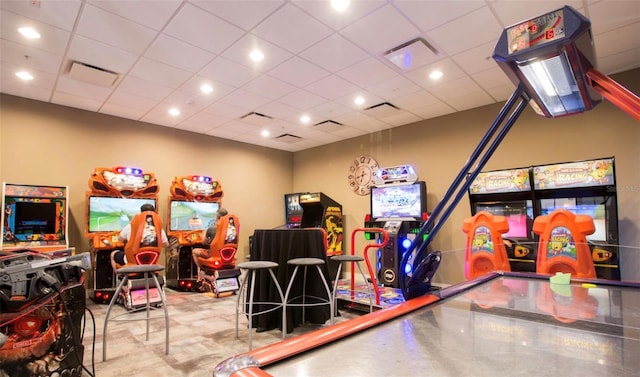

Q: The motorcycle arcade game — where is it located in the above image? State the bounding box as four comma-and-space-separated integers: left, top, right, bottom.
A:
166, 175, 239, 296
85, 166, 164, 309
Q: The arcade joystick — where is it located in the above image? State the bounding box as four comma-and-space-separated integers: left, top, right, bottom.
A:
405, 250, 441, 300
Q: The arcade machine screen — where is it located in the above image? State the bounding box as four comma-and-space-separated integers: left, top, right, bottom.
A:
12, 201, 57, 237
87, 196, 157, 233
370, 182, 427, 220
540, 198, 607, 242
475, 202, 533, 239
169, 200, 219, 231
284, 193, 304, 228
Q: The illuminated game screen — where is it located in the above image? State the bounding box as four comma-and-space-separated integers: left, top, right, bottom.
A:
476, 201, 533, 239
88, 196, 157, 232
285, 193, 304, 228
371, 182, 426, 220
4, 199, 64, 241
169, 200, 220, 231
540, 198, 607, 241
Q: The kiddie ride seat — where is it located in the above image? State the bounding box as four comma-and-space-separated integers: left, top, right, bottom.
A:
194, 214, 241, 297
114, 211, 166, 310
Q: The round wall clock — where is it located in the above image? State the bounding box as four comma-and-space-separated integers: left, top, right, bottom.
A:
348, 155, 380, 196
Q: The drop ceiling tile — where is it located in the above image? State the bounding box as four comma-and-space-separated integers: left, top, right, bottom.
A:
382, 111, 422, 126
305, 74, 360, 100
299, 33, 369, 73
445, 89, 495, 111
164, 3, 244, 54
1, 39, 64, 75
471, 66, 512, 90
145, 34, 215, 72
485, 82, 517, 102
333, 90, 384, 111
116, 75, 174, 101
366, 75, 422, 100
451, 40, 499, 75
392, 90, 441, 111
404, 58, 468, 89
1, 11, 72, 55
394, 0, 486, 31
88, 0, 181, 31
337, 57, 397, 87
76, 4, 156, 54
277, 89, 327, 110
183, 110, 231, 130
220, 34, 293, 73
340, 4, 421, 55
308, 100, 353, 120
0, 79, 52, 102
216, 119, 260, 134
192, 0, 284, 31
203, 101, 249, 119
99, 101, 148, 121
1, 62, 56, 99
593, 23, 640, 58
177, 75, 235, 101
252, 3, 333, 54
410, 101, 456, 120
255, 101, 299, 119
206, 126, 243, 139
51, 91, 103, 112
588, 1, 640, 35
67, 35, 138, 74
331, 125, 367, 139
104, 90, 157, 114
292, 0, 386, 30
426, 6, 502, 55
242, 74, 297, 100
268, 56, 330, 87
140, 108, 181, 127
56, 75, 113, 101
597, 47, 640, 75
129, 57, 192, 89
0, 0, 81, 31
428, 76, 483, 101
162, 90, 217, 114
219, 89, 272, 110
491, 0, 583, 27
199, 57, 260, 88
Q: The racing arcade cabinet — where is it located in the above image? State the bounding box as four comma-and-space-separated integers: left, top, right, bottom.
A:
166, 175, 223, 292
86, 166, 161, 306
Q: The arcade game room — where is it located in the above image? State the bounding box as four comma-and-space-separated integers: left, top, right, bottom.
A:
1, 1, 639, 377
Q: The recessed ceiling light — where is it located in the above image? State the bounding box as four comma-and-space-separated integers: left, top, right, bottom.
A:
15, 71, 34, 81
300, 115, 310, 124
168, 107, 180, 117
249, 49, 264, 62
331, 0, 350, 12
18, 27, 40, 39
200, 84, 213, 94
354, 96, 365, 106
261, 129, 270, 137
429, 70, 443, 80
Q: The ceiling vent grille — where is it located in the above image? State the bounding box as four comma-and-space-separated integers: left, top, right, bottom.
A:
275, 133, 303, 143
68, 61, 119, 87
383, 37, 440, 71
363, 102, 401, 118
240, 112, 274, 126
313, 120, 343, 133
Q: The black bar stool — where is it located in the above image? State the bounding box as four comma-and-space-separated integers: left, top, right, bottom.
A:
102, 264, 169, 361
236, 261, 284, 350
282, 258, 333, 338
330, 255, 374, 316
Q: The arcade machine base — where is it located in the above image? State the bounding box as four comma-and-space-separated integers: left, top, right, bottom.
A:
116, 275, 165, 311
166, 246, 199, 292
198, 268, 241, 298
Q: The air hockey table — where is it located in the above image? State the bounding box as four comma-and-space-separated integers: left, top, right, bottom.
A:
214, 272, 640, 377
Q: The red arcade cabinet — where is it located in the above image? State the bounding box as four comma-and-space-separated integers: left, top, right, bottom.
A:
85, 166, 160, 305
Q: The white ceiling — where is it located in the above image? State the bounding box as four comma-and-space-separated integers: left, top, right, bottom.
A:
1, 0, 638, 152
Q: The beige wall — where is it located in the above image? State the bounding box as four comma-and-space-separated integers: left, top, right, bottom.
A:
0, 95, 293, 261
1, 69, 639, 284
294, 69, 640, 284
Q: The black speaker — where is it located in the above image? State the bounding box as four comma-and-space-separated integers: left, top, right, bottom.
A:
94, 250, 115, 290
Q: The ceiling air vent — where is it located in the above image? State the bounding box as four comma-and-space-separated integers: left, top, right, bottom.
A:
240, 112, 274, 126
68, 61, 119, 87
383, 37, 440, 71
275, 133, 303, 143
313, 120, 343, 133
363, 102, 401, 118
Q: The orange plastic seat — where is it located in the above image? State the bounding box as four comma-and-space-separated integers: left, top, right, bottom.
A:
463, 211, 511, 280
196, 214, 239, 270
533, 209, 596, 279
117, 210, 164, 270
